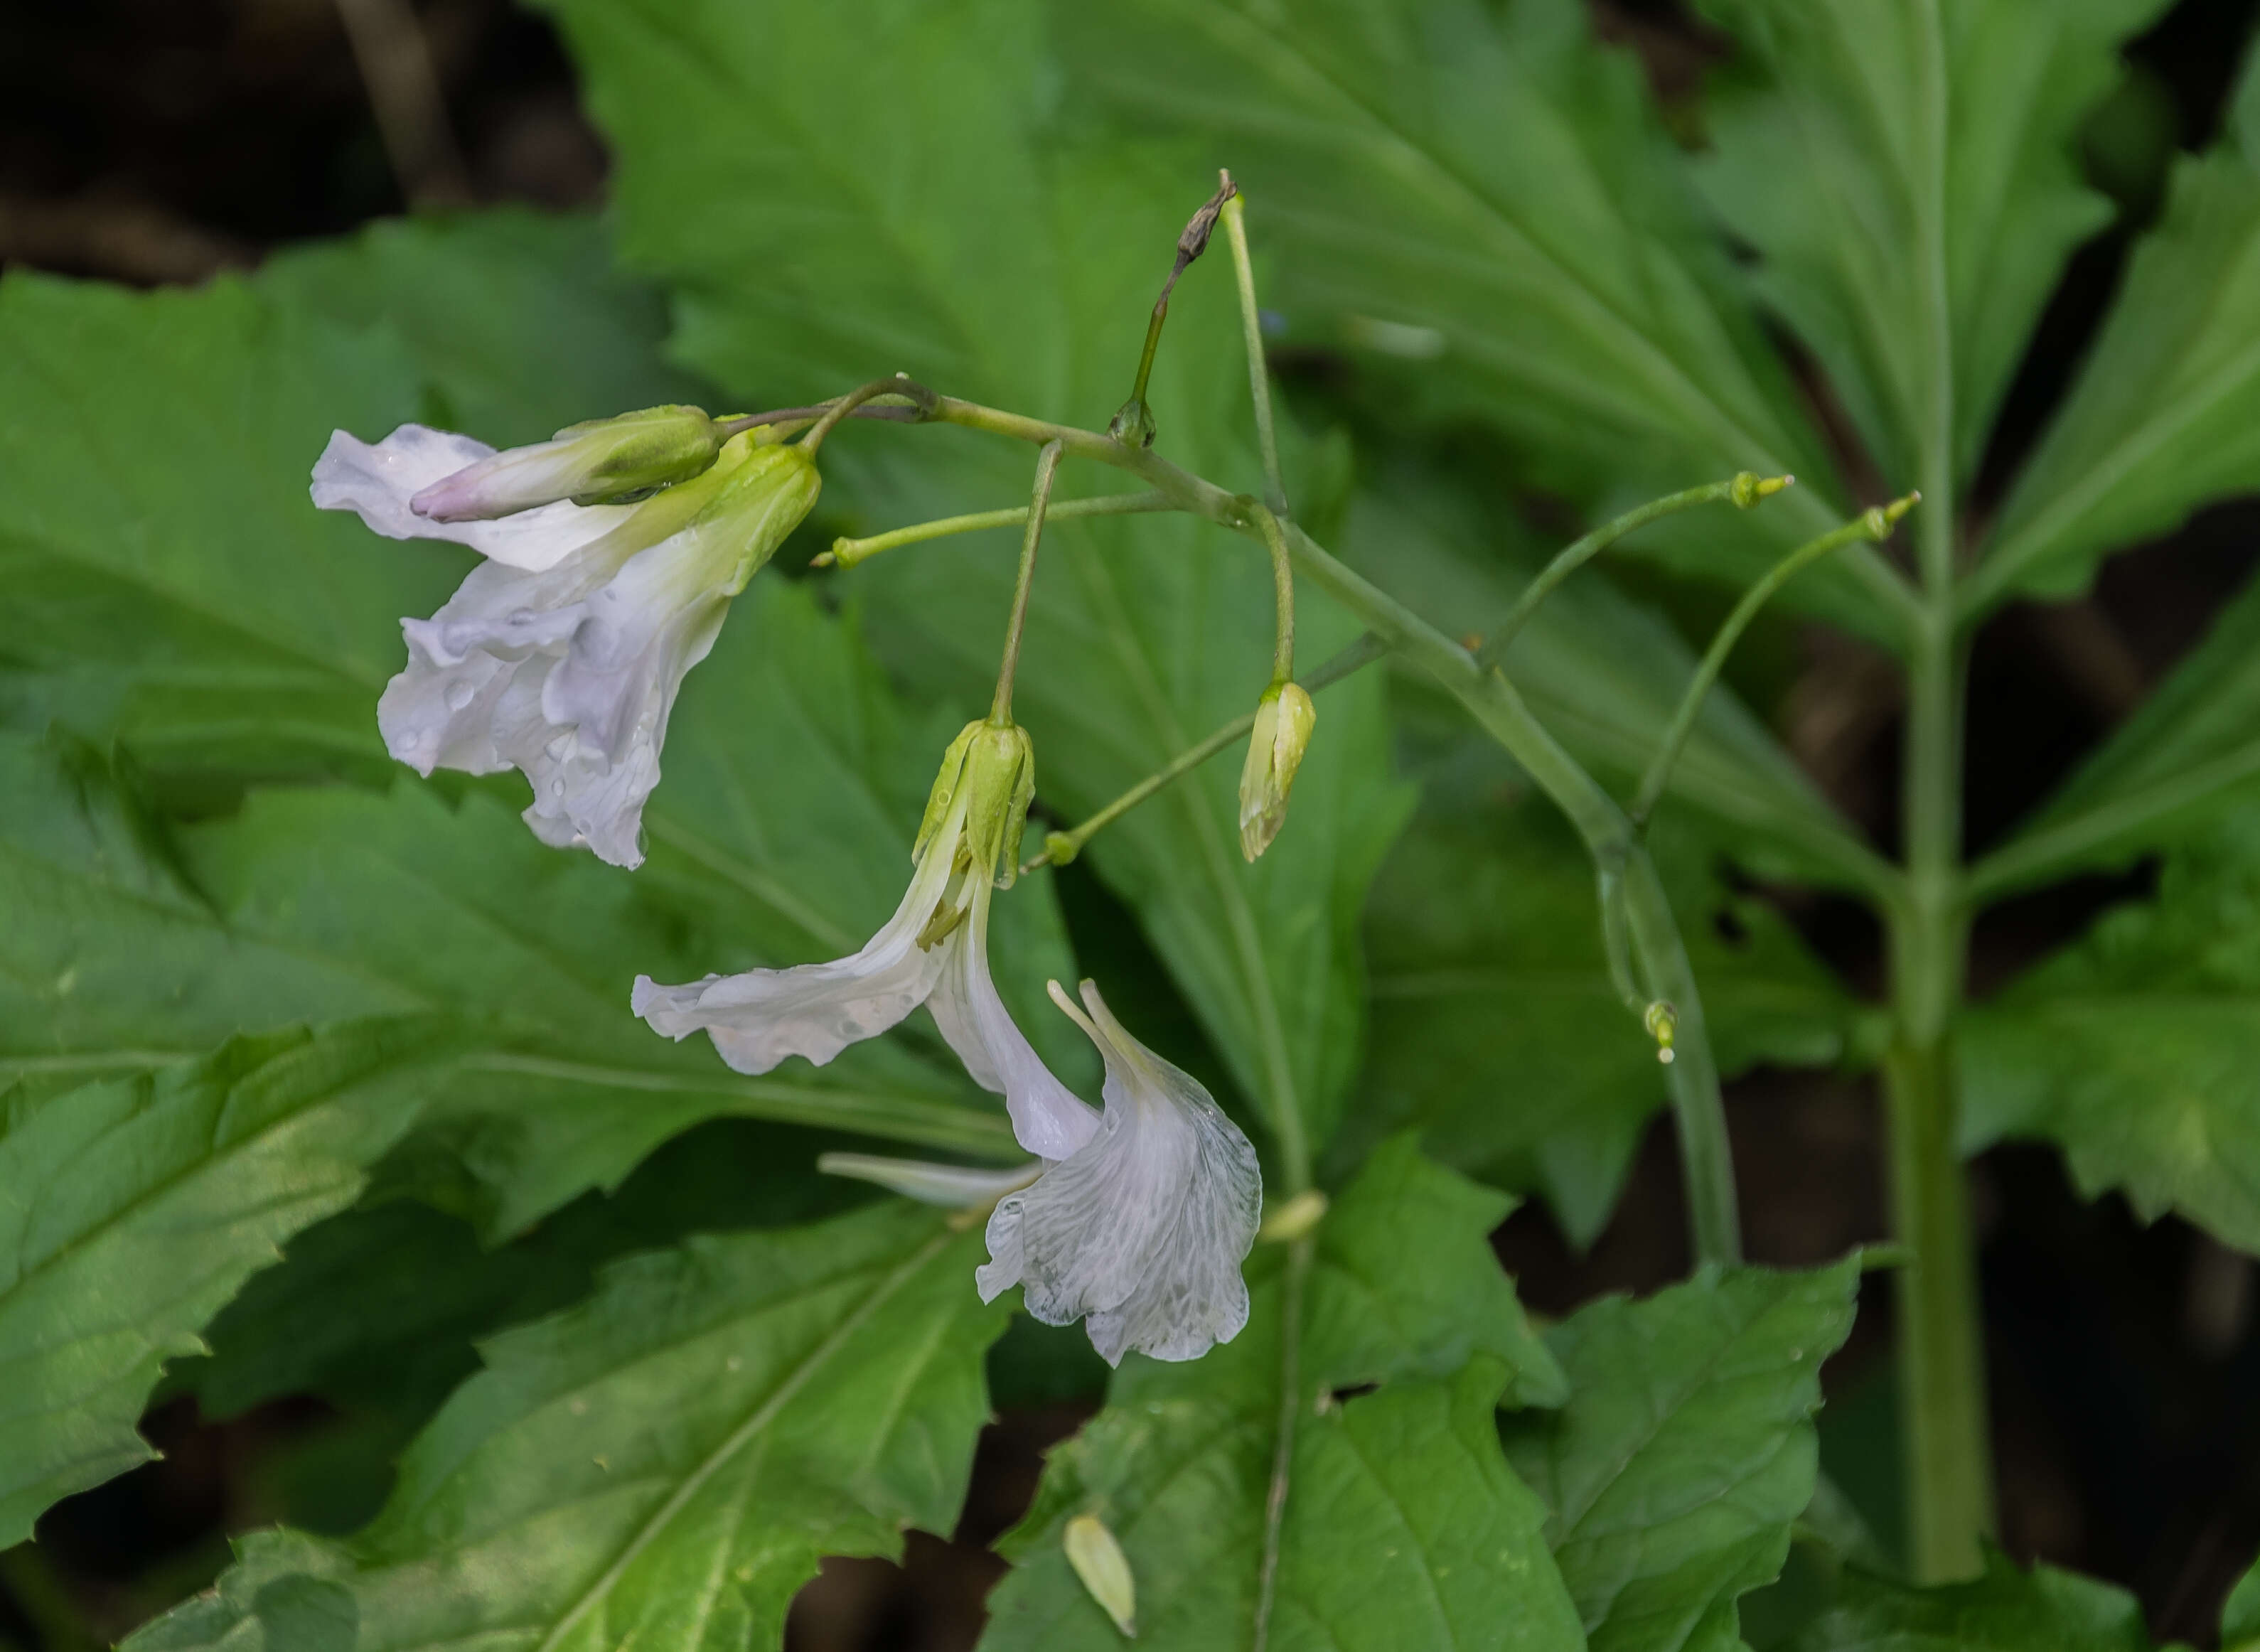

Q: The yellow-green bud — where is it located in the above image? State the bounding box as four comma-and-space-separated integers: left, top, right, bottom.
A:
1064, 1513, 1137, 1638
682, 437, 821, 595
411, 404, 724, 521
915, 719, 1037, 888
1237, 680, 1317, 862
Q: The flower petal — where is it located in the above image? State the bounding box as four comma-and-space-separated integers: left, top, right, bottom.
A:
977, 980, 1262, 1366
927, 886, 1099, 1162
816, 1153, 1041, 1208
633, 818, 961, 1073
312, 426, 635, 571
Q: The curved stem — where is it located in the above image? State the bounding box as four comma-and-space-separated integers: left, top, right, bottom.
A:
1477, 473, 1793, 669
820, 491, 1171, 569
1632, 495, 1917, 827
1221, 193, 1287, 516
1251, 503, 1298, 682
991, 440, 1062, 724
800, 377, 936, 456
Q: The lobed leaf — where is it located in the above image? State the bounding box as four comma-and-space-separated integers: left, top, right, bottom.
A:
0, 1020, 459, 1547
1788, 1548, 2151, 1651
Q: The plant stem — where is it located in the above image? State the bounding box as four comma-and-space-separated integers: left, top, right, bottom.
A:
1477, 473, 1792, 668
924, 393, 1745, 1263
1252, 503, 1297, 682
820, 491, 1171, 569
1632, 495, 1916, 826
1221, 193, 1287, 516
800, 377, 933, 456
991, 440, 1062, 724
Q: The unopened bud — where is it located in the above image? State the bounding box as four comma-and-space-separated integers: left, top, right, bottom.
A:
1644, 1000, 1678, 1065
1064, 1514, 1137, 1638
1237, 681, 1317, 861
916, 720, 1037, 887
1044, 830, 1080, 868
411, 404, 723, 522
1259, 1189, 1328, 1243
1730, 471, 1795, 509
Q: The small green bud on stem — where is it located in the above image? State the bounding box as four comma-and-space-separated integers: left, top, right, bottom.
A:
1064, 1514, 1138, 1638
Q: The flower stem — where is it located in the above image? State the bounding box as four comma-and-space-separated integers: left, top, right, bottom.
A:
819, 491, 1171, 569
1026, 632, 1384, 874
1251, 503, 1297, 683
990, 439, 1063, 725
1477, 473, 1794, 668
800, 377, 935, 456
1221, 193, 1287, 517
1632, 494, 1917, 827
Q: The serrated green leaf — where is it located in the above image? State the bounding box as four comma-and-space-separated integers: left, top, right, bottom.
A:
1789, 1549, 2150, 1652
1348, 805, 1854, 1248
1961, 805, 2260, 1252
122, 1201, 1009, 1652
540, 0, 1411, 1158
1502, 1260, 1862, 1652
1971, 565, 2260, 898
1696, 0, 2164, 500
1968, 40, 2260, 613
981, 1137, 1575, 1651
1054, 0, 1900, 639
0, 1020, 459, 1548
0, 726, 1017, 1237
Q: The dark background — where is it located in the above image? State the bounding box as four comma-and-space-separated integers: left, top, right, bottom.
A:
3, 0, 2257, 1646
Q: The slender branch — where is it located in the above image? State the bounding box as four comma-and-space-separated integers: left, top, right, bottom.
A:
800, 377, 937, 455
1476, 473, 1794, 670
1221, 192, 1288, 516
1251, 503, 1298, 682
991, 441, 1063, 724
1024, 633, 1385, 874
1632, 494, 1918, 827
816, 492, 1171, 569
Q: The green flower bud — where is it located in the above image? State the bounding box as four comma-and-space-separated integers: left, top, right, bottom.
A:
411, 404, 724, 521
1064, 1513, 1137, 1638
1236, 680, 1317, 862
915, 719, 1037, 888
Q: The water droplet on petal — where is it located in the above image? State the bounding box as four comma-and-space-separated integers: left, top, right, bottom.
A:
508, 606, 536, 627
550, 778, 565, 798
444, 680, 475, 711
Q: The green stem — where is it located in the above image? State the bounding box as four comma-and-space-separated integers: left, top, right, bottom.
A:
820, 491, 1171, 569
924, 393, 1745, 1262
1632, 495, 1917, 826
1477, 473, 1792, 669
1221, 193, 1287, 516
991, 440, 1062, 725
1251, 503, 1298, 682
1027, 633, 1384, 874
799, 377, 933, 456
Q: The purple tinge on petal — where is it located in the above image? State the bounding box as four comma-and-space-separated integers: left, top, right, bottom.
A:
312, 425, 633, 572
926, 888, 1099, 1162
977, 981, 1262, 1366
633, 830, 962, 1073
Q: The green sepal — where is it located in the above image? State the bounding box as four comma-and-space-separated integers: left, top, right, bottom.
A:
554, 402, 724, 504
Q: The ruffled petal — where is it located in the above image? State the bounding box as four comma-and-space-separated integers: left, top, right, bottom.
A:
926, 886, 1099, 1162
977, 981, 1262, 1366
312, 426, 634, 572
633, 811, 963, 1073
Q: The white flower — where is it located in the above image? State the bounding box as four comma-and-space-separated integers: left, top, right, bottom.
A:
634, 721, 1101, 1160
314, 424, 819, 868
978, 979, 1263, 1366
405, 404, 722, 522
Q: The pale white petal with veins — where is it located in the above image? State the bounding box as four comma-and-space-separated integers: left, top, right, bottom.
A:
311, 425, 633, 570
978, 981, 1262, 1366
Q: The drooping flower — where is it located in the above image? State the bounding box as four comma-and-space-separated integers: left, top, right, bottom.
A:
312, 422, 819, 867
635, 720, 1100, 1159
406, 404, 723, 522
1237, 679, 1317, 861
978, 979, 1263, 1366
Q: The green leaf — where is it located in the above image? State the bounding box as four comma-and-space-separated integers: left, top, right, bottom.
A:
1503, 1260, 1863, 1652
1970, 565, 2260, 898
122, 1201, 1009, 1652
981, 1137, 1577, 1651
540, 0, 1412, 1158
1695, 0, 2165, 498
1968, 42, 2260, 613
1961, 805, 2260, 1253
1789, 1549, 2151, 1652
2224, 1552, 2260, 1648
0, 1020, 459, 1548
0, 724, 1017, 1237
1054, 0, 1899, 638
258, 208, 706, 450
1349, 803, 1855, 1248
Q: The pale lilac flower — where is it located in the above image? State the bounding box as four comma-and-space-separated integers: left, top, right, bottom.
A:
635, 722, 1100, 1159
405, 404, 722, 522
978, 979, 1263, 1366
313, 424, 818, 867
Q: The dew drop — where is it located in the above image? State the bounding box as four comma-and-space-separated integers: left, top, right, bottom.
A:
508, 606, 536, 626
550, 778, 565, 798
444, 680, 475, 711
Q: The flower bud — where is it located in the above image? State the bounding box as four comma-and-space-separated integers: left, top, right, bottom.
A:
410, 404, 724, 522
1236, 680, 1317, 862
1064, 1514, 1137, 1638
915, 719, 1037, 888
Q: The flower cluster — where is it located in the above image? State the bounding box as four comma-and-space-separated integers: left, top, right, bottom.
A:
316, 407, 1263, 1363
